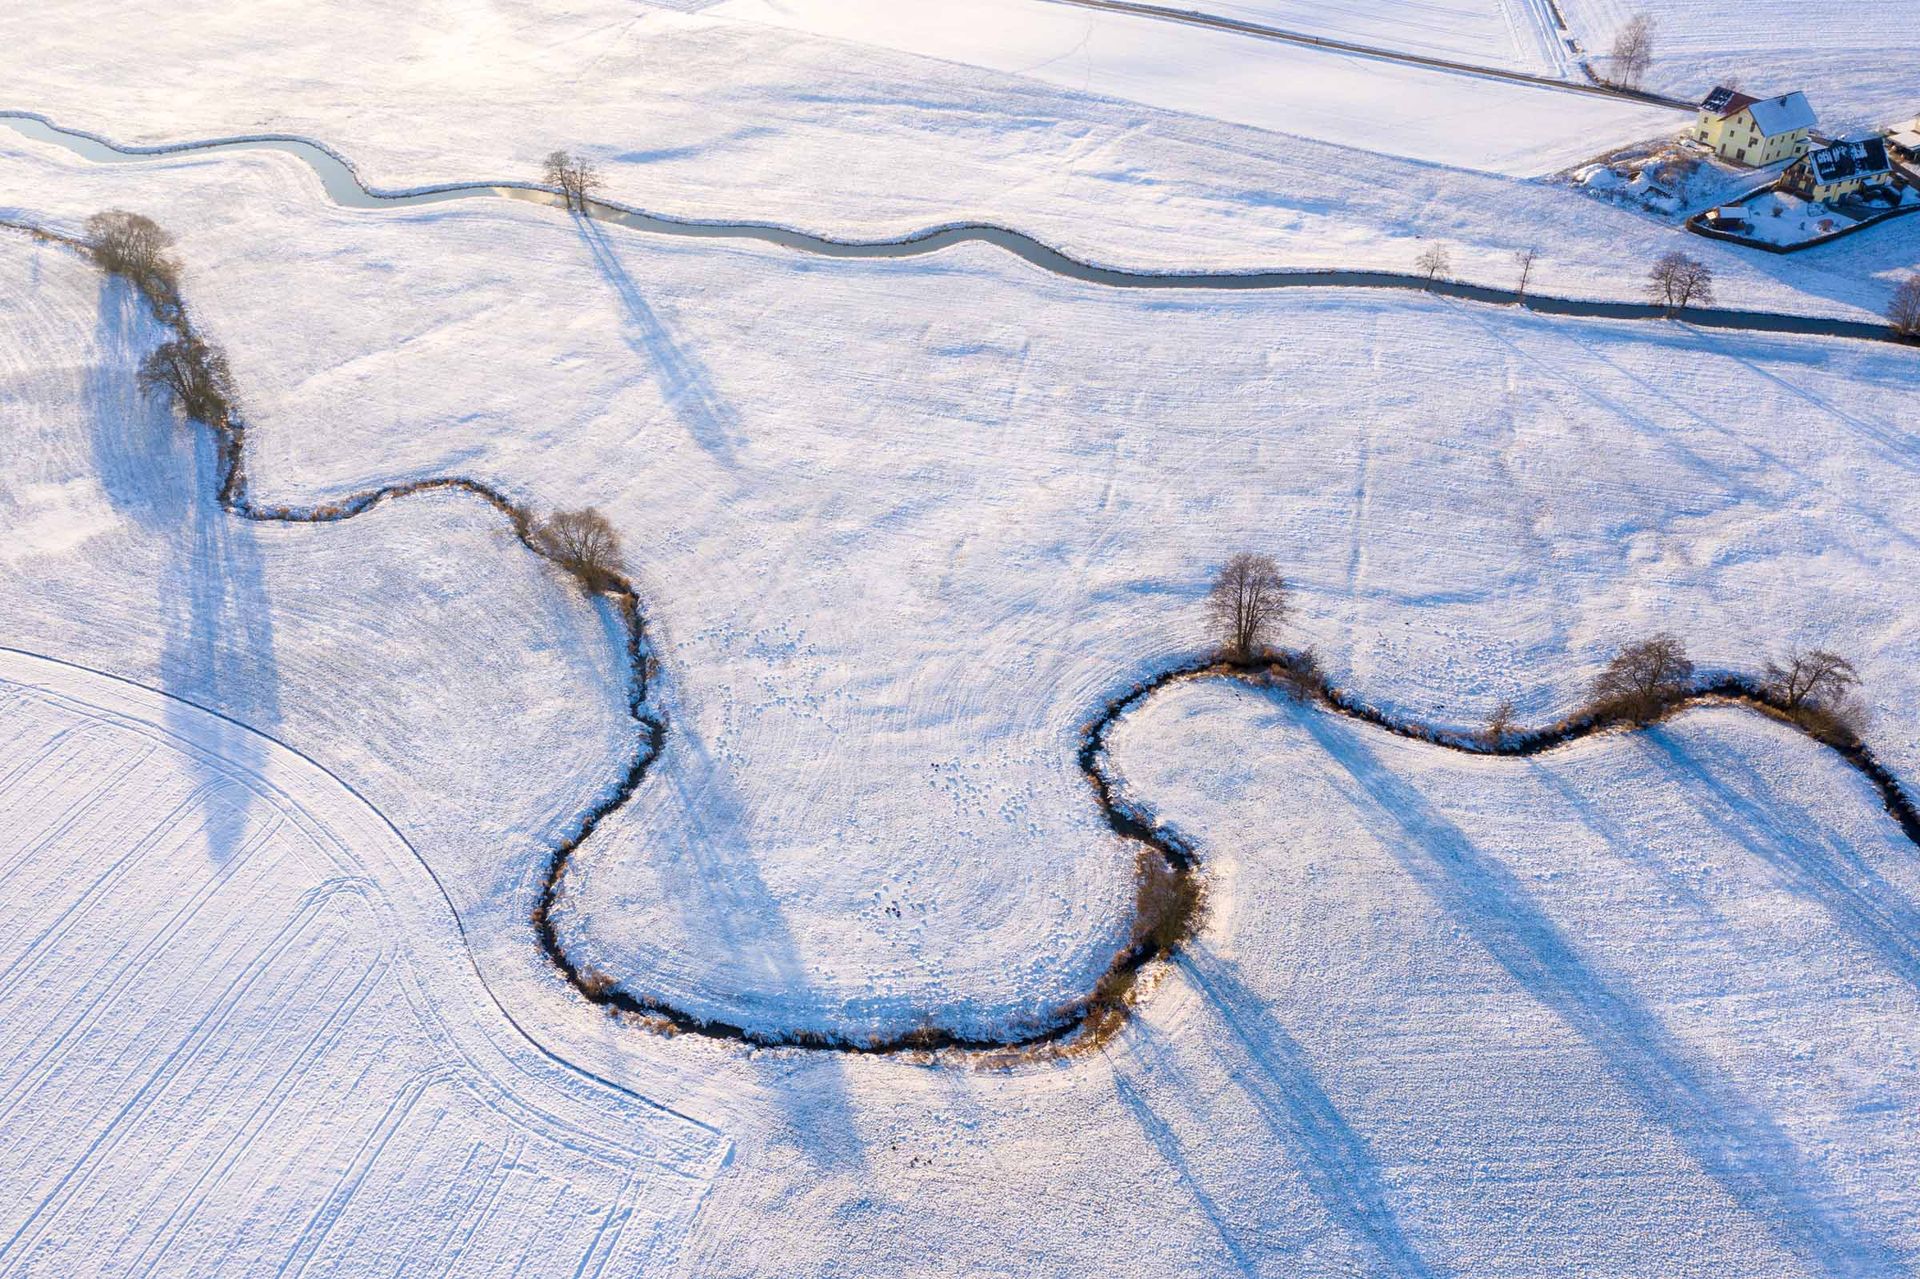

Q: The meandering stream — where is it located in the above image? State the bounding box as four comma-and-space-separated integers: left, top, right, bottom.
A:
3, 111, 1908, 346
4, 110, 1917, 1055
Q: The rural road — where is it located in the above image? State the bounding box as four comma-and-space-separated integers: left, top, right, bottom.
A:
1032, 0, 1697, 109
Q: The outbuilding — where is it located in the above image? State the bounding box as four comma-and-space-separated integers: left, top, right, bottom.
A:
1781, 137, 1897, 204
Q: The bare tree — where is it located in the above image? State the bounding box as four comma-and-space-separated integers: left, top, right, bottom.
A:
1763, 646, 1859, 711
1607, 13, 1655, 89
1206, 553, 1287, 664
1415, 245, 1451, 285
1888, 276, 1920, 339
1589, 634, 1694, 723
85, 210, 178, 302
1513, 247, 1539, 301
138, 336, 235, 426
1647, 251, 1714, 316
1479, 699, 1519, 750
530, 507, 625, 592
543, 150, 604, 213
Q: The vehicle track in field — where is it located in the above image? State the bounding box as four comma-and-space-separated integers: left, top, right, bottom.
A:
5, 128, 1919, 1057
4, 111, 1915, 347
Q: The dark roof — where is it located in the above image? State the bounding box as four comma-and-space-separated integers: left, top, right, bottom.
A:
1701, 86, 1758, 117
1800, 137, 1892, 184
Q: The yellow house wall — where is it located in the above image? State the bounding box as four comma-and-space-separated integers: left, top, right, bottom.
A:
1692, 109, 1811, 166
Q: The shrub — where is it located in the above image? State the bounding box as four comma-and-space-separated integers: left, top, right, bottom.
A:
1887, 277, 1920, 339
85, 210, 179, 305
1269, 646, 1324, 703
138, 335, 236, 426
1130, 849, 1203, 955
1588, 633, 1693, 724
1789, 695, 1870, 746
530, 507, 626, 593
1479, 699, 1518, 750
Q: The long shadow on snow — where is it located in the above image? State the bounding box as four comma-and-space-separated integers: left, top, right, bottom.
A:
1294, 699, 1904, 1279
87, 277, 187, 529
159, 414, 281, 867
573, 216, 741, 464
1178, 946, 1441, 1279
1645, 729, 1920, 994
1112, 1069, 1263, 1278
89, 279, 282, 866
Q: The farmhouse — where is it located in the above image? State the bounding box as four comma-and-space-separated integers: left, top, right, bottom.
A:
1781, 137, 1896, 203
1692, 87, 1816, 166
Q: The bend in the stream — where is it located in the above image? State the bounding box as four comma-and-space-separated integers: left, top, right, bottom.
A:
2, 110, 1908, 346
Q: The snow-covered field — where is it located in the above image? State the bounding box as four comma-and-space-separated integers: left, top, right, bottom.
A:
8, 130, 1920, 1043
1134, 0, 1572, 71
1102, 681, 1920, 1276
0, 652, 728, 1276
1558, 0, 1918, 127
5, 2, 1920, 1272
5, 0, 1915, 321
705, 0, 1666, 173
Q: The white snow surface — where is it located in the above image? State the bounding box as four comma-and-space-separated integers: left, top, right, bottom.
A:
6, 102, 1920, 1275
1136, 0, 1572, 72
1557, 0, 1919, 128
0, 650, 727, 1276
7, 135, 1919, 1044
6, 0, 1916, 323
705, 0, 1673, 175
1101, 678, 1920, 1276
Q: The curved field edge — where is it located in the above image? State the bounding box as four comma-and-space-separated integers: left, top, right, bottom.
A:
10, 212, 1917, 1058
0, 644, 725, 1149
4, 110, 1917, 346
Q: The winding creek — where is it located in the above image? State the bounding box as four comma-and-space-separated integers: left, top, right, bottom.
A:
4, 110, 1913, 345
5, 112, 1919, 1055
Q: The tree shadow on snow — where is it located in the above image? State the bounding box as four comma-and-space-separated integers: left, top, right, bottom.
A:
640, 716, 865, 1169
91, 278, 282, 866
1174, 946, 1441, 1279
1295, 702, 1905, 1279
572, 216, 743, 465
87, 276, 187, 530
1642, 727, 1920, 994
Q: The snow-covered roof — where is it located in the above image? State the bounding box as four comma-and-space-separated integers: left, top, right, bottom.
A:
1799, 137, 1892, 184
1889, 130, 1920, 153
1747, 92, 1816, 137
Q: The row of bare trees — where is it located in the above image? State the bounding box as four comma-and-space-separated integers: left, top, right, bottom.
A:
1414, 243, 1920, 336
84, 209, 633, 601
1418, 241, 1716, 314
1201, 558, 1867, 744
83, 211, 242, 431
